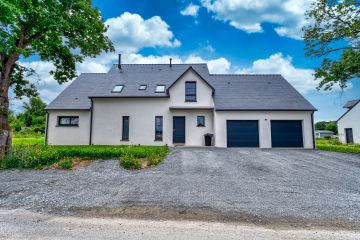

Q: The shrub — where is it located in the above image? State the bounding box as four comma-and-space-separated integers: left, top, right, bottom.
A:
58, 157, 73, 169
324, 135, 331, 140
120, 153, 141, 170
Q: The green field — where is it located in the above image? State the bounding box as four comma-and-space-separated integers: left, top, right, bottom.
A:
316, 138, 360, 154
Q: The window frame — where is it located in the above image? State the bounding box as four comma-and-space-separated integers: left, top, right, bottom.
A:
57, 116, 79, 127
112, 85, 124, 93
185, 81, 197, 102
139, 84, 147, 90
122, 116, 130, 141
155, 85, 166, 93
197, 116, 205, 127
155, 116, 163, 141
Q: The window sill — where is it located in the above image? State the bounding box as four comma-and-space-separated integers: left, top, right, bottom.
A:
185, 100, 197, 102
197, 125, 205, 127
56, 125, 79, 127
121, 139, 129, 141
154, 139, 163, 142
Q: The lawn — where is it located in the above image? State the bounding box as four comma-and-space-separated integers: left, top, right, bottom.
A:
1, 137, 169, 170
316, 138, 360, 154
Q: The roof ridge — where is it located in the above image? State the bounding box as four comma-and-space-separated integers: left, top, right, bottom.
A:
81, 73, 107, 75
111, 63, 207, 65
210, 74, 282, 76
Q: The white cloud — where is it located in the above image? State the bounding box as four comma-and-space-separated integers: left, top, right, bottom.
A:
180, 3, 200, 17
237, 53, 317, 93
201, 0, 313, 39
105, 12, 181, 53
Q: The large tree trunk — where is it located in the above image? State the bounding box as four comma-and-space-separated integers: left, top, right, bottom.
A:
0, 80, 11, 158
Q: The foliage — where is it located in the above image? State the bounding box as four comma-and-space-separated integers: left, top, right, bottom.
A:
303, 0, 360, 90
314, 121, 338, 134
1, 139, 169, 170
316, 138, 360, 154
58, 157, 72, 169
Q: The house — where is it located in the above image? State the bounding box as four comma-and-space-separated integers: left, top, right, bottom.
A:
315, 130, 334, 138
337, 100, 360, 144
45, 57, 317, 148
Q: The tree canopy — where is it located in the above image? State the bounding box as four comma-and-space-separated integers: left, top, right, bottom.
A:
303, 0, 359, 91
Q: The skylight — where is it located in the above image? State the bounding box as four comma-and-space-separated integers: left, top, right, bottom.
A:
139, 85, 147, 90
156, 85, 166, 93
112, 85, 124, 93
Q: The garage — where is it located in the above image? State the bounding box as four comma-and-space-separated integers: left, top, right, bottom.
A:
227, 120, 259, 147
271, 120, 303, 147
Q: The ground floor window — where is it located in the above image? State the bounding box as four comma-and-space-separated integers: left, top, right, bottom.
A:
122, 116, 129, 140
197, 116, 205, 127
155, 116, 163, 141
58, 116, 79, 126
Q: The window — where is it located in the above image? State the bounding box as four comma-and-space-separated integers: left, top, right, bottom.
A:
155, 116, 163, 141
139, 85, 147, 90
156, 85, 166, 93
185, 82, 196, 102
197, 116, 205, 127
58, 116, 79, 126
122, 116, 129, 140
112, 85, 124, 93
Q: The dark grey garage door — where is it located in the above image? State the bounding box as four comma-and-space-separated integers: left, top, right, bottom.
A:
271, 120, 303, 147
227, 120, 259, 147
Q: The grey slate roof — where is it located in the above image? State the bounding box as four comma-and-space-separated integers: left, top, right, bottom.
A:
344, 99, 360, 109
46, 63, 316, 111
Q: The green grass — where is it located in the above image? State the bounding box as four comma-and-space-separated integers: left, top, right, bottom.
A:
316, 138, 360, 154
1, 137, 169, 170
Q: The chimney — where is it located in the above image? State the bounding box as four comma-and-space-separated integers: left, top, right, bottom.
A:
169, 58, 172, 67
118, 54, 122, 69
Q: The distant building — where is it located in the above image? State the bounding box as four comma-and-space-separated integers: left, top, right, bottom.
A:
337, 100, 360, 144
315, 130, 334, 138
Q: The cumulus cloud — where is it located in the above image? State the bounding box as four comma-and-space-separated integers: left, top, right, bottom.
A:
180, 3, 200, 17
201, 0, 313, 39
237, 53, 317, 93
105, 12, 181, 53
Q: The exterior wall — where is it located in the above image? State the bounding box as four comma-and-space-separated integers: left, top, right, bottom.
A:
47, 110, 90, 145
168, 69, 214, 107
338, 103, 360, 144
91, 98, 214, 146
214, 111, 314, 148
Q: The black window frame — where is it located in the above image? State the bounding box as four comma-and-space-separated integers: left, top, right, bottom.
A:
155, 116, 163, 141
112, 85, 124, 93
197, 116, 205, 127
122, 116, 129, 141
57, 116, 79, 127
155, 85, 166, 93
185, 81, 197, 102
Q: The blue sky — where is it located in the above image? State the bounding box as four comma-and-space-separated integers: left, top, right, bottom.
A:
17, 0, 359, 122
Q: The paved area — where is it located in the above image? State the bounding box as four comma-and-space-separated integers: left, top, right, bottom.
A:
0, 148, 360, 227
1, 209, 359, 240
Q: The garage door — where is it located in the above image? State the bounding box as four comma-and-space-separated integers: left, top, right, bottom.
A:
271, 120, 303, 147
227, 120, 259, 147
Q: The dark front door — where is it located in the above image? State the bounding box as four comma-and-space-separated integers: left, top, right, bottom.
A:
173, 116, 185, 144
271, 120, 303, 147
345, 128, 354, 144
227, 120, 259, 147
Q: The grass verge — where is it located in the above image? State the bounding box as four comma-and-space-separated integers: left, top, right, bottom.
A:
316, 138, 360, 154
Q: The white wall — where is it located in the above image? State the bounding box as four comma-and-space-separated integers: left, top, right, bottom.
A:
338, 103, 360, 144
47, 110, 90, 145
91, 98, 214, 146
214, 111, 314, 148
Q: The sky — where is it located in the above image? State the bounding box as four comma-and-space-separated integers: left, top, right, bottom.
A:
15, 0, 359, 122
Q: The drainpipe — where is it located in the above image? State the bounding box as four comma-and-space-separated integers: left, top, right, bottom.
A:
311, 111, 316, 149
44, 111, 49, 145
89, 99, 93, 145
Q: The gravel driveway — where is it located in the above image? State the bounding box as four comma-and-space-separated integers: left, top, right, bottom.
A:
0, 148, 360, 227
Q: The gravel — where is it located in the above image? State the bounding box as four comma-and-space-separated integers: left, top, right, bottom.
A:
0, 148, 360, 225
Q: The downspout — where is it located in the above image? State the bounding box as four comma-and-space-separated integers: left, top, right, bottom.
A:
44, 111, 49, 145
311, 111, 316, 149
89, 98, 93, 145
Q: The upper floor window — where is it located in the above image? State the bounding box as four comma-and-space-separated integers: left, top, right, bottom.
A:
112, 85, 124, 93
156, 85, 166, 93
58, 116, 79, 126
185, 82, 196, 102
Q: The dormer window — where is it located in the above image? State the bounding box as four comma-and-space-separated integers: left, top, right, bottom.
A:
139, 85, 147, 90
156, 85, 166, 93
112, 85, 124, 93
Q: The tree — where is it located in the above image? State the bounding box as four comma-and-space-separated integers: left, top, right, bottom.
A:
0, 0, 114, 155
315, 121, 327, 130
325, 121, 338, 134
303, 0, 360, 91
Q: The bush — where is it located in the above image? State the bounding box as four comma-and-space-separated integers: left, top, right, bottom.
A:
120, 153, 141, 170
324, 135, 331, 140
58, 157, 73, 169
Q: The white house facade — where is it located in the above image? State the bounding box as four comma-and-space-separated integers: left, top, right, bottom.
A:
337, 100, 360, 144
46, 58, 316, 148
